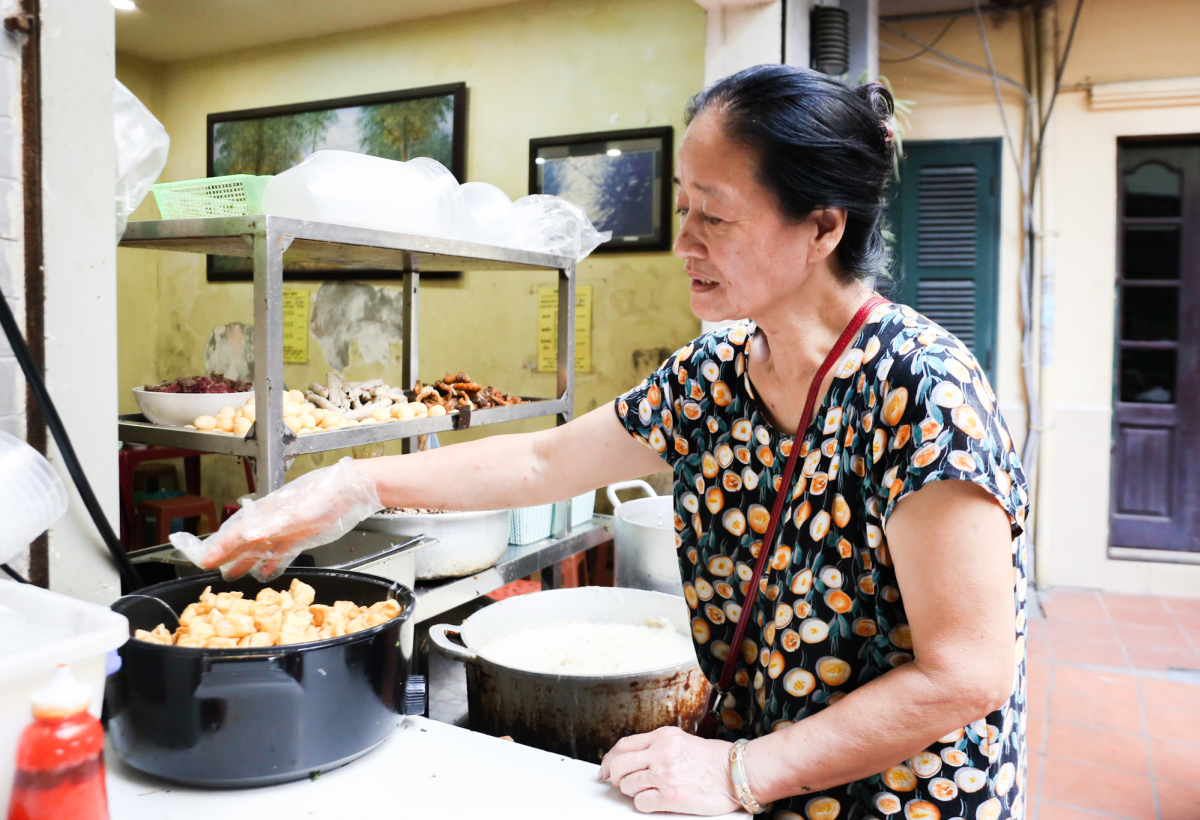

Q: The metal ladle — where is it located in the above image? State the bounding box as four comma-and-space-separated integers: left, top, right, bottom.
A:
111, 593, 180, 634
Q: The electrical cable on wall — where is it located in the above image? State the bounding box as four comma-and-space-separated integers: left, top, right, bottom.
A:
880, 21, 1032, 99
881, 2, 1085, 583
0, 287, 143, 591
2, 563, 29, 583
880, 18, 957, 63
969, 0, 1040, 515
1032, 0, 1085, 198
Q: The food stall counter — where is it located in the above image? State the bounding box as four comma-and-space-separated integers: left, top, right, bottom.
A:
106, 715, 740, 820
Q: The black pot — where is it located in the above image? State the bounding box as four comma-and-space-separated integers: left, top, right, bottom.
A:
104, 567, 417, 788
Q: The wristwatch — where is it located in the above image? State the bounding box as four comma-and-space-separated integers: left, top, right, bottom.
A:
729, 739, 766, 814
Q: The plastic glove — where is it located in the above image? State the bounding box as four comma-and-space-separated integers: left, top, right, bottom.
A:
170, 458, 381, 582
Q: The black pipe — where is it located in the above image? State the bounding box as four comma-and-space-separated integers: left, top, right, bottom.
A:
1, 563, 30, 583
0, 288, 143, 590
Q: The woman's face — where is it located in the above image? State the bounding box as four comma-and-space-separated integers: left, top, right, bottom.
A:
673, 112, 839, 322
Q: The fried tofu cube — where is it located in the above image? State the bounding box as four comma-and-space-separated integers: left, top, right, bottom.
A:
134, 626, 173, 646
289, 579, 316, 608
215, 612, 256, 639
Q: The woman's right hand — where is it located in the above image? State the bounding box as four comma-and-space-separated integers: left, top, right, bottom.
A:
169, 458, 382, 581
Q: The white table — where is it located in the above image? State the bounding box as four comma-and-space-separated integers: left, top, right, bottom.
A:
106, 716, 741, 820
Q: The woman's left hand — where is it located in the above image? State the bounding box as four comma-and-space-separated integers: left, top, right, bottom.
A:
598, 726, 741, 815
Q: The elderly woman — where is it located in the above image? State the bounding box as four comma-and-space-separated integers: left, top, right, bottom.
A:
197, 65, 1028, 820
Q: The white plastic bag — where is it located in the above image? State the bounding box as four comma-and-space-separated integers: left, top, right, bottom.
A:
114, 80, 169, 243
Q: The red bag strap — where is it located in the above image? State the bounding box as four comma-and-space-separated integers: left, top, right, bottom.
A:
696, 295, 888, 737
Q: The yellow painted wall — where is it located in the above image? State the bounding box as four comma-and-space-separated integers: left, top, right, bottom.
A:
117, 0, 703, 512
882, 0, 1200, 596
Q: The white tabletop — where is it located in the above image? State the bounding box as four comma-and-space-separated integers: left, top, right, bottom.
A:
106, 716, 740, 820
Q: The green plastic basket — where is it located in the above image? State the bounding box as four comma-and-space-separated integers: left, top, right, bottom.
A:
151, 174, 273, 219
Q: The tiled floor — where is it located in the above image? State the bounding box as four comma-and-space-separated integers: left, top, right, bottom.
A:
1030, 588, 1200, 820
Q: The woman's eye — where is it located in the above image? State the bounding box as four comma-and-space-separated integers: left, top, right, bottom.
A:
675, 207, 689, 218
703, 215, 724, 225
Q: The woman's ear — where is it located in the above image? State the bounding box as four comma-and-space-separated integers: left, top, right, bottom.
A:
807, 208, 848, 264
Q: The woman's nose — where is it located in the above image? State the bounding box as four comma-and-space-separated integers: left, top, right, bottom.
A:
673, 215, 705, 260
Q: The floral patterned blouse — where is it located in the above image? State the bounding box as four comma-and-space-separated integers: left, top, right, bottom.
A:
614, 302, 1030, 820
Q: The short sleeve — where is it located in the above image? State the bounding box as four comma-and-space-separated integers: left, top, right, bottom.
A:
614, 347, 690, 469
870, 338, 1027, 538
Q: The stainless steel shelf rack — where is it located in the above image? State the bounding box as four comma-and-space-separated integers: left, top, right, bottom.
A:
118, 215, 578, 493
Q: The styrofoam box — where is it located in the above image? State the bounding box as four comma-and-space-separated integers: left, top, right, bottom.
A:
0, 581, 128, 810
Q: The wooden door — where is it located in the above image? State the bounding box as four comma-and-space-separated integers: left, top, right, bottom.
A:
886, 139, 1002, 384
1110, 139, 1200, 553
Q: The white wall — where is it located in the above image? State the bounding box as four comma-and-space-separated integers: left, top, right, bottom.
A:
0, 0, 28, 579
41, 0, 120, 603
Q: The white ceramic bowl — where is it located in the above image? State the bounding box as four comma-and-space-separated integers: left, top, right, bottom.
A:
132, 387, 253, 427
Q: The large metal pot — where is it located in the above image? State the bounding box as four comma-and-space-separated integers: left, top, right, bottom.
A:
607, 480, 681, 595
104, 567, 419, 787
357, 509, 509, 580
429, 587, 708, 762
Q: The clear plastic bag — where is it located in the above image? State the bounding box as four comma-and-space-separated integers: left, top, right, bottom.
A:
114, 80, 169, 244
169, 459, 381, 582
511, 194, 611, 261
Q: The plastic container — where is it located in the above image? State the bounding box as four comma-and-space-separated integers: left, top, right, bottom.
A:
0, 431, 69, 565
457, 181, 516, 245
0, 583, 128, 812
152, 174, 273, 219
552, 490, 597, 530
262, 150, 462, 239
509, 504, 553, 546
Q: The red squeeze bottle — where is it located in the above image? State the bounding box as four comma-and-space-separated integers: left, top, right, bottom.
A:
7, 665, 108, 820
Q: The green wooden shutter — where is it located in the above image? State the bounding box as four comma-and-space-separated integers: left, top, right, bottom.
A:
885, 138, 1002, 383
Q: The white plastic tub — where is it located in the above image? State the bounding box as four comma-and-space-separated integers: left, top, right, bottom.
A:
0, 582, 128, 810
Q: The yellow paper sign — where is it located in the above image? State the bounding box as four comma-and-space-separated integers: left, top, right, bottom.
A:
282, 287, 310, 364
537, 285, 591, 373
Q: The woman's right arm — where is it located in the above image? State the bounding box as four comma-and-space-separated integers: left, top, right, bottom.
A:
358, 404, 669, 512
193, 404, 668, 577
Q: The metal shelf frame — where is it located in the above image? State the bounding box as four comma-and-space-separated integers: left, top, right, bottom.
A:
118, 215, 578, 494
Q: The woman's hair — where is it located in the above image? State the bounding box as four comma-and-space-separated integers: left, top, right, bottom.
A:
684, 65, 896, 283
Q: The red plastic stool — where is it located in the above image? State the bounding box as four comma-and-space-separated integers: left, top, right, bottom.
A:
486, 580, 541, 601
558, 540, 614, 588
137, 495, 219, 547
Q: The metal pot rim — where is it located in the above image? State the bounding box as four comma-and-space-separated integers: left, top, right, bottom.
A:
471, 650, 703, 682
366, 508, 506, 522
120, 567, 416, 656
444, 587, 702, 681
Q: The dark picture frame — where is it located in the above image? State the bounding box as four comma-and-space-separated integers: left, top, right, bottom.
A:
205, 82, 467, 282
529, 126, 673, 253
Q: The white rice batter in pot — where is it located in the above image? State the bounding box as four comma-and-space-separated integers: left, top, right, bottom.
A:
479, 618, 697, 675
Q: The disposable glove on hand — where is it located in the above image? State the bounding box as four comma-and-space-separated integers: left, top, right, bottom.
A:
170, 458, 382, 582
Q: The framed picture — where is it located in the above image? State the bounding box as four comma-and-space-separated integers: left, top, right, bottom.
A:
205, 82, 467, 282
529, 126, 673, 253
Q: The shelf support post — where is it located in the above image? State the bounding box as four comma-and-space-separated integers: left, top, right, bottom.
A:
252, 218, 290, 493
552, 262, 576, 539
401, 264, 420, 455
